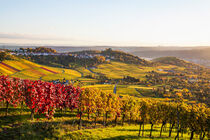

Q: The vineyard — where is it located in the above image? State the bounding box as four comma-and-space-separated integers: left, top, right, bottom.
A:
0, 75, 209, 139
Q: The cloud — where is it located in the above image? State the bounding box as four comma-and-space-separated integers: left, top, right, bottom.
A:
0, 32, 116, 46
0, 32, 151, 46
0, 33, 77, 41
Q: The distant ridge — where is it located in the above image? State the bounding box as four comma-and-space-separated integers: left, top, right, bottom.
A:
152, 57, 201, 68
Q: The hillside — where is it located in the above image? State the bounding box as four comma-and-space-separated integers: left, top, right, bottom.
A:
0, 49, 209, 140
132, 47, 210, 67
0, 51, 15, 61
152, 56, 201, 68
18, 47, 57, 53
88, 61, 171, 79
71, 48, 153, 66
1, 51, 209, 105
0, 55, 81, 81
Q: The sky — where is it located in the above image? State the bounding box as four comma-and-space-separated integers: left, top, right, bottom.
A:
0, 0, 210, 46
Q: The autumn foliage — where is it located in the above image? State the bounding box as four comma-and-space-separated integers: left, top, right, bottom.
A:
0, 75, 209, 139
0, 76, 81, 119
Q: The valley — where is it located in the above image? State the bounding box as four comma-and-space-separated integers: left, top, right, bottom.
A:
0, 47, 209, 140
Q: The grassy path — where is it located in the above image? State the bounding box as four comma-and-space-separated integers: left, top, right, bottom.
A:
135, 88, 144, 97
87, 67, 99, 75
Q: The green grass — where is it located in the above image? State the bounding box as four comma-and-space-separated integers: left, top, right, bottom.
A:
0, 106, 206, 140
64, 124, 200, 140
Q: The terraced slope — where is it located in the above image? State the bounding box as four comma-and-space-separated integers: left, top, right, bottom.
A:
0, 58, 82, 81
89, 61, 177, 80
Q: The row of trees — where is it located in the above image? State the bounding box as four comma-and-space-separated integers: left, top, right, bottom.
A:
24, 54, 107, 68
0, 76, 209, 139
0, 76, 81, 119
0, 51, 14, 61
18, 47, 57, 53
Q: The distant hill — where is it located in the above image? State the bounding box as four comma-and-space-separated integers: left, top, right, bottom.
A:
0, 51, 15, 61
19, 47, 57, 53
0, 57, 81, 81
72, 48, 153, 66
153, 56, 201, 68
2, 45, 209, 66
132, 47, 210, 67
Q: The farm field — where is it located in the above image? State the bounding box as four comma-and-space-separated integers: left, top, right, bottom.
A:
0, 59, 178, 97
0, 59, 83, 81
0, 58, 181, 83
89, 61, 182, 80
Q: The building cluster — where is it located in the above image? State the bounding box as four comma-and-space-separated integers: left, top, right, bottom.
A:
10, 52, 68, 56
10, 50, 115, 61
70, 53, 114, 61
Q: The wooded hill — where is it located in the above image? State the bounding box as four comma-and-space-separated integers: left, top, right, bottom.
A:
0, 51, 15, 61
153, 56, 202, 68
71, 48, 153, 66
18, 47, 57, 53
18, 48, 154, 68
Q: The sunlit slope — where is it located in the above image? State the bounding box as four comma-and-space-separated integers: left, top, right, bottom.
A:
0, 58, 184, 82
153, 56, 201, 68
82, 84, 161, 98
90, 61, 176, 79
0, 63, 15, 75
0, 59, 82, 81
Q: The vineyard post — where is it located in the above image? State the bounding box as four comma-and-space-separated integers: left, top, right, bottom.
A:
30, 108, 35, 120
189, 105, 195, 140
5, 101, 9, 116
168, 102, 175, 137
129, 113, 132, 125
169, 121, 175, 137
87, 108, 90, 120
20, 101, 23, 115
201, 131, 205, 140
160, 121, 166, 137
121, 114, 125, 126
142, 123, 144, 136
78, 111, 82, 130
114, 113, 118, 126
175, 104, 180, 140
138, 122, 142, 137
78, 90, 82, 130
105, 111, 108, 126
94, 112, 97, 127
20, 79, 25, 115
190, 130, 195, 140
149, 123, 154, 137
